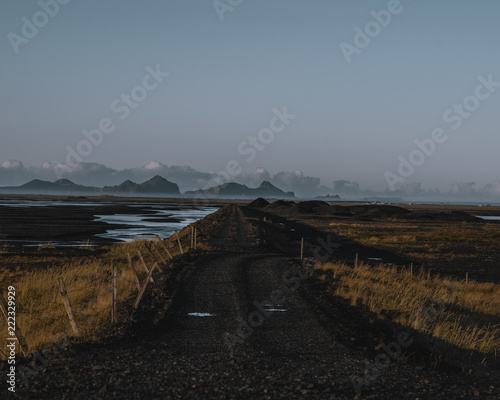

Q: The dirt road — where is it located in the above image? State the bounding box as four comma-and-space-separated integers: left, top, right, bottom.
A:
14, 205, 499, 399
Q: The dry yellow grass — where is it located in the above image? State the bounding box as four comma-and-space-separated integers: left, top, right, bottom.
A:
0, 236, 190, 360
327, 222, 500, 247
0, 259, 135, 359
316, 262, 500, 355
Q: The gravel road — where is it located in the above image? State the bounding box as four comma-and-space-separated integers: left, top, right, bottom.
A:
10, 205, 499, 399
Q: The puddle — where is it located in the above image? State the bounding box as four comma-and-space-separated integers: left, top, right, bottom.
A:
367, 257, 382, 261
187, 312, 215, 317
263, 303, 288, 313
476, 216, 500, 221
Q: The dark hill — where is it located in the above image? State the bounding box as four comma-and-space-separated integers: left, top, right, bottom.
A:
263, 200, 296, 211
103, 176, 180, 195
12, 179, 98, 193
136, 175, 180, 194
247, 198, 270, 208
290, 200, 340, 215
18, 179, 58, 191
112, 180, 140, 193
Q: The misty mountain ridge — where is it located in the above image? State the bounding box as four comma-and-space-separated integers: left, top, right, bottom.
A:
112, 180, 140, 193
137, 175, 180, 194
0, 176, 180, 196
16, 178, 98, 193
0, 176, 296, 199
104, 175, 180, 194
2, 160, 500, 201
184, 180, 295, 199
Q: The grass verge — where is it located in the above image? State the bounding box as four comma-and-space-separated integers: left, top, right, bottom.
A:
316, 262, 499, 359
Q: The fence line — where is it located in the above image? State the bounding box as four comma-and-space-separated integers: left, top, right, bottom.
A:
155, 235, 173, 259
1, 227, 195, 360
127, 252, 141, 291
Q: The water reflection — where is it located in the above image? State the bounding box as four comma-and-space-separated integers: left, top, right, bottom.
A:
0, 198, 218, 246
187, 312, 216, 317
95, 206, 217, 242
476, 216, 500, 221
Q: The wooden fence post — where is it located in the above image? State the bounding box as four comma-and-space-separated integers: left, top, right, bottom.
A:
155, 235, 173, 259
144, 244, 164, 273
57, 278, 80, 335
300, 238, 304, 260
134, 262, 158, 309
127, 253, 141, 291
410, 262, 413, 275
151, 241, 167, 265
355, 253, 358, 268
111, 264, 117, 324
176, 231, 184, 254
0, 290, 29, 355
194, 228, 197, 250
466, 273, 468, 284
137, 250, 154, 282
191, 226, 194, 248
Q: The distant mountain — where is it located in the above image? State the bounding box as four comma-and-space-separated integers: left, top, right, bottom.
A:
257, 181, 292, 197
0, 176, 288, 198
110, 180, 140, 193
314, 194, 341, 201
104, 176, 180, 195
0, 175, 180, 196
52, 179, 97, 192
136, 175, 180, 194
185, 180, 294, 199
18, 179, 59, 191
0, 178, 99, 193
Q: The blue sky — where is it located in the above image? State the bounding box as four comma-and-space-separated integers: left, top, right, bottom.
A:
1, 0, 500, 191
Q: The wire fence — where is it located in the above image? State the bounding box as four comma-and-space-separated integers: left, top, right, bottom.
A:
0, 234, 182, 360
